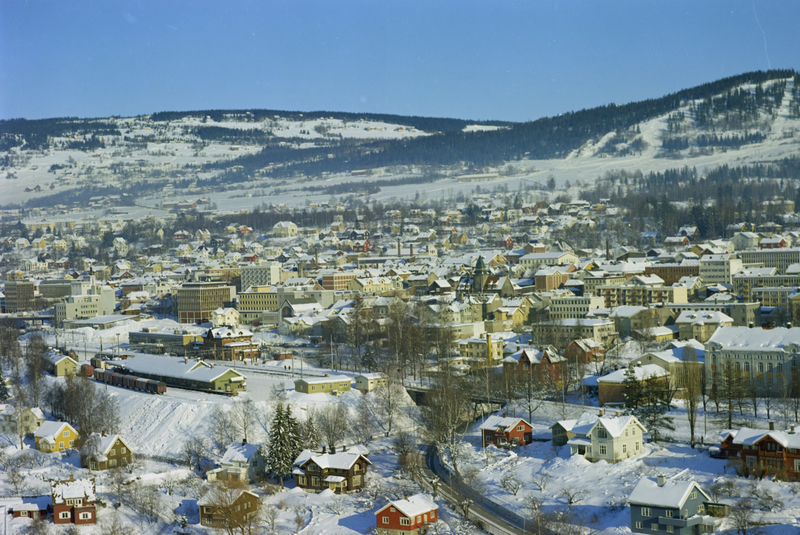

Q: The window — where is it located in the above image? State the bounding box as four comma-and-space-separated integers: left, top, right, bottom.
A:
382, 517, 389, 524
204, 507, 212, 514
90, 462, 97, 470
597, 428, 608, 439
690, 491, 697, 499
636, 442, 640, 451
635, 522, 643, 529
67, 499, 73, 505
75, 499, 81, 506
665, 510, 673, 517
625, 429, 629, 437
353, 475, 361, 485
299, 476, 306, 485
666, 526, 674, 533
698, 505, 705, 514
599, 445, 607, 455
20, 511, 28, 517
63, 430, 70, 437
60, 512, 71, 519
641, 507, 650, 517
651, 524, 658, 531
312, 477, 319, 486
400, 518, 411, 526
79, 512, 92, 520
59, 442, 64, 449
69, 440, 74, 448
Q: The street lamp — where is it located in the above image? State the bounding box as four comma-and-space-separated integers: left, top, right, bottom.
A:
116, 333, 121, 357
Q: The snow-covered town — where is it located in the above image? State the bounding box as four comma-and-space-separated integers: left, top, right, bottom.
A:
4, 4, 800, 529
3, 148, 800, 533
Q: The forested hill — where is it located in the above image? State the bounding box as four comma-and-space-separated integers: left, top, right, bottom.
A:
214, 69, 799, 178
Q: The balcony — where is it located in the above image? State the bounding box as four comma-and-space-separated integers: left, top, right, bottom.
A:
658, 515, 702, 528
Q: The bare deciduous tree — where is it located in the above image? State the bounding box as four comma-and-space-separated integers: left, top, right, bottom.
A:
318, 403, 348, 450
230, 399, 257, 443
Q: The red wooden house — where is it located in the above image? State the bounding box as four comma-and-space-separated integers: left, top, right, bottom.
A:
51, 475, 97, 525
503, 346, 568, 388
564, 339, 605, 365
479, 414, 533, 448
352, 239, 373, 253
376, 493, 438, 535
718, 424, 800, 478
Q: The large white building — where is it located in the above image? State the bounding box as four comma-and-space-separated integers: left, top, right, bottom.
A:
240, 260, 281, 289
54, 284, 115, 327
549, 294, 605, 320
699, 254, 742, 285
705, 326, 800, 390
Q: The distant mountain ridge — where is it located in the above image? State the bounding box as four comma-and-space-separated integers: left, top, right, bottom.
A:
2, 69, 800, 209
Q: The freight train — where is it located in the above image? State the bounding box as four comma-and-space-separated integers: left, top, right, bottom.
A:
93, 368, 167, 395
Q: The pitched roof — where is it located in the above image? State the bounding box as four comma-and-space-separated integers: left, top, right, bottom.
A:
478, 415, 531, 431
628, 477, 708, 508
377, 493, 438, 518
221, 441, 259, 464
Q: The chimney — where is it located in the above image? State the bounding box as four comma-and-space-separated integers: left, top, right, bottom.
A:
184, 357, 188, 364
769, 421, 775, 431
657, 475, 666, 487
791, 425, 796, 434
502, 413, 508, 418
242, 438, 247, 445
599, 409, 605, 416
330, 445, 336, 454
749, 322, 754, 328
616, 410, 621, 417
322, 446, 326, 454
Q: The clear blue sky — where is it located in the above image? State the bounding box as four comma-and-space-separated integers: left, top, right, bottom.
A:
2, 0, 798, 122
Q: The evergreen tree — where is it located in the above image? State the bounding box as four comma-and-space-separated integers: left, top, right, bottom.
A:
301, 412, 321, 451
285, 405, 302, 463
630, 373, 675, 444
622, 366, 645, 410
267, 403, 303, 488
0, 368, 9, 402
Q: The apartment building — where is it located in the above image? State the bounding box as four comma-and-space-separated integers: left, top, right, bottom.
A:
54, 285, 116, 327
738, 248, 800, 274
3, 280, 35, 313
519, 252, 578, 270
598, 275, 687, 308
240, 260, 281, 288
698, 254, 743, 285
643, 261, 699, 285
531, 318, 618, 348
732, 268, 800, 300
175, 282, 236, 324
549, 294, 605, 320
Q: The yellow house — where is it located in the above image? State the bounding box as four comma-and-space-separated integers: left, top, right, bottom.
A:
35, 421, 79, 453
45, 353, 79, 377
294, 375, 352, 396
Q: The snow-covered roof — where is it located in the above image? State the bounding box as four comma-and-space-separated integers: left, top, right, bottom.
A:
706, 327, 800, 352
479, 415, 531, 431
51, 477, 96, 504
628, 477, 708, 509
597, 364, 669, 384
34, 421, 74, 441
117, 354, 245, 383
728, 427, 800, 449
377, 493, 438, 518
222, 441, 259, 464
300, 452, 371, 470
